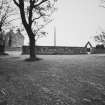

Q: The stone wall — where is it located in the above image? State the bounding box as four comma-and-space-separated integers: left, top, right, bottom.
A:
94, 48, 105, 54
22, 46, 86, 55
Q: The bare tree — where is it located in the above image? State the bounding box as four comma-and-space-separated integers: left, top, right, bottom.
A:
13, 0, 57, 61
0, 0, 15, 54
94, 31, 105, 45
0, 0, 18, 31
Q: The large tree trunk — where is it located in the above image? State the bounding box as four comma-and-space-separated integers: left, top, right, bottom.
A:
29, 36, 36, 60
0, 29, 5, 54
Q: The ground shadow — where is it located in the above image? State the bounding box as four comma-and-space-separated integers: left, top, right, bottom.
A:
25, 57, 42, 62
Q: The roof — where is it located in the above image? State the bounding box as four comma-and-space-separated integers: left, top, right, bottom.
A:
84, 41, 93, 48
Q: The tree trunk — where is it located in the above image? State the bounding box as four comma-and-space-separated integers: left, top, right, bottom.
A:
0, 29, 5, 54
29, 36, 36, 60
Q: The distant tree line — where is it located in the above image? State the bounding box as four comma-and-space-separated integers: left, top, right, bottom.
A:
95, 44, 105, 49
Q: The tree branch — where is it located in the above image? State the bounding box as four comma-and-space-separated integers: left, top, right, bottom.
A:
13, 0, 20, 7
28, 6, 33, 26
34, 19, 53, 35
18, 0, 29, 29
32, 15, 42, 22
34, 0, 48, 8
4, 17, 21, 25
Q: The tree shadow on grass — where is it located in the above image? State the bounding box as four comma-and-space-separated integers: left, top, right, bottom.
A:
25, 57, 42, 62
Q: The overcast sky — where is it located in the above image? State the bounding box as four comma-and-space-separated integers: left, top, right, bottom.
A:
33, 0, 105, 47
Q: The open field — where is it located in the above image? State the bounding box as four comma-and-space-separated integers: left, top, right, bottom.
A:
0, 52, 105, 105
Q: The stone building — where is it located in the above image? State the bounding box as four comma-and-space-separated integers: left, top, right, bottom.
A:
5, 29, 24, 48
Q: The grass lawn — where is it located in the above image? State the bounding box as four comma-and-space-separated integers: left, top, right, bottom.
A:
0, 52, 105, 105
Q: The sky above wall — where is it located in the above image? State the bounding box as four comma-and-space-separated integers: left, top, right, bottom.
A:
35, 0, 105, 47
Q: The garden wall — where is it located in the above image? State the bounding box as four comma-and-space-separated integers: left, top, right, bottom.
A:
94, 48, 105, 54
22, 46, 86, 55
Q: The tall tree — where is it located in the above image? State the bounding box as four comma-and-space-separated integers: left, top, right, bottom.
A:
0, 0, 17, 31
13, 0, 57, 61
0, 0, 15, 54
